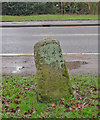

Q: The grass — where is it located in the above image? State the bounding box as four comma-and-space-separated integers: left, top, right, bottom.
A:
1, 14, 98, 21
1, 74, 99, 119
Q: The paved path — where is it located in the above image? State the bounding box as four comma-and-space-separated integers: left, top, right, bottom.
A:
0, 20, 99, 27
1, 54, 99, 75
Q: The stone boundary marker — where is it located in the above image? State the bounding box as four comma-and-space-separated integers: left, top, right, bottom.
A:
34, 38, 73, 103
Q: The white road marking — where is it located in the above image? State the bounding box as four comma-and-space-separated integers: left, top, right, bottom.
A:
31, 34, 99, 36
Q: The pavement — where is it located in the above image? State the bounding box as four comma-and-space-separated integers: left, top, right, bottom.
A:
1, 54, 99, 75
0, 20, 99, 27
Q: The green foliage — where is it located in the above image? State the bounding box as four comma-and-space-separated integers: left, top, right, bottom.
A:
44, 2, 57, 14
2, 2, 98, 16
2, 2, 57, 16
2, 74, 99, 118
76, 2, 89, 14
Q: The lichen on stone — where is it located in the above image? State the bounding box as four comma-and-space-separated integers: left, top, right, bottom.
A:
34, 38, 74, 103
39, 43, 64, 69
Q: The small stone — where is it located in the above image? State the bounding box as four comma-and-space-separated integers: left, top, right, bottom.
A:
34, 38, 73, 103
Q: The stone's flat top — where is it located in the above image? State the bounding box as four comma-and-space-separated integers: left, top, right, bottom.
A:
34, 38, 59, 47
0, 20, 99, 26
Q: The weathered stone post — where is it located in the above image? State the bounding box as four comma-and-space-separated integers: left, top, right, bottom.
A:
34, 38, 73, 103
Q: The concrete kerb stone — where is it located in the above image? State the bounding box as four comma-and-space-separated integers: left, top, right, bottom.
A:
34, 38, 73, 103
0, 20, 99, 27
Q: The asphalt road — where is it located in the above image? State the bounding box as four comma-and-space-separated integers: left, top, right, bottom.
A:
2, 26, 98, 54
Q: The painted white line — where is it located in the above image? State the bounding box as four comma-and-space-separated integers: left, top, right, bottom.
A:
0, 53, 100, 56
1, 33, 98, 36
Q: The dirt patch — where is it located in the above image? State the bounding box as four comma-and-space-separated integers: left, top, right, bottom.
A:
66, 61, 88, 70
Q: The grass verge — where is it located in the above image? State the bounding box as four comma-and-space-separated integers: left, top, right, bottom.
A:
1, 15, 98, 21
2, 74, 99, 118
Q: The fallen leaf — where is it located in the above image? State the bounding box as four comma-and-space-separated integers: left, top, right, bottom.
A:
66, 108, 70, 112
19, 91, 21, 94
96, 104, 100, 109
21, 114, 26, 117
34, 107, 36, 111
30, 109, 33, 113
17, 109, 21, 112
28, 114, 31, 117
72, 106, 75, 109
79, 97, 82, 100
97, 113, 100, 116
65, 104, 69, 108
44, 112, 46, 118
51, 103, 56, 108
93, 87, 97, 91
82, 104, 85, 109
24, 112, 28, 115
59, 100, 64, 105
15, 95, 20, 99
14, 100, 19, 104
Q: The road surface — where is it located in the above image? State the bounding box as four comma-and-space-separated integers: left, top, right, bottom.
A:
1, 26, 98, 54
0, 26, 99, 75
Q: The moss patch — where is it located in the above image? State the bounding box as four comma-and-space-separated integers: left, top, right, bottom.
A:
37, 63, 73, 103
34, 38, 73, 103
